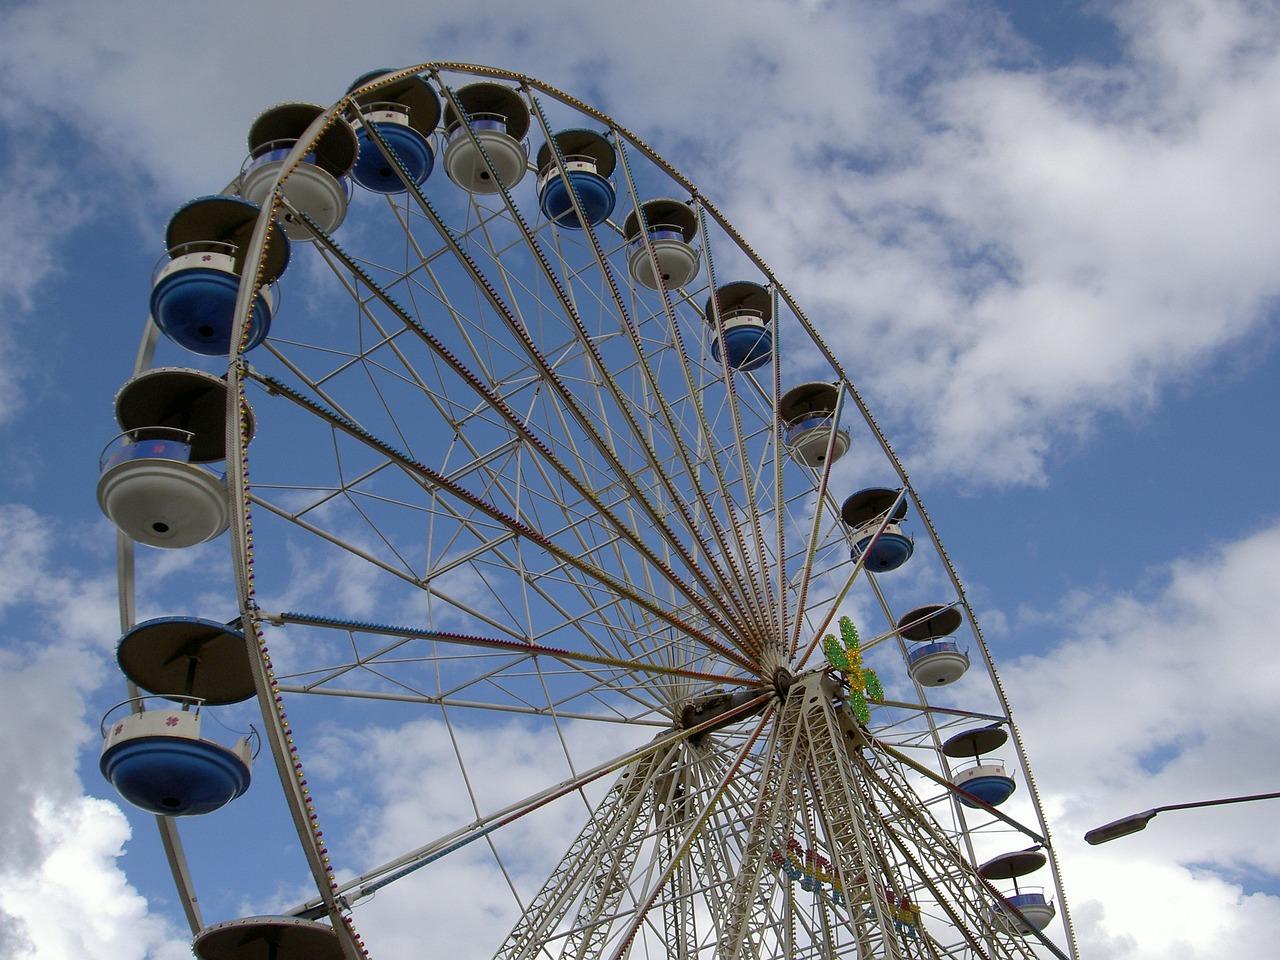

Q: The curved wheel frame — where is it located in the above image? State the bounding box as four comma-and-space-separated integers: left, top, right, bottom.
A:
110, 61, 1078, 960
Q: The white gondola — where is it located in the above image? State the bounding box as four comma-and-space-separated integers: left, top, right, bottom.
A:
623, 198, 700, 290
97, 427, 228, 548
237, 102, 358, 240
898, 604, 970, 686
442, 82, 530, 193
97, 368, 251, 548
989, 889, 1056, 935
779, 382, 850, 467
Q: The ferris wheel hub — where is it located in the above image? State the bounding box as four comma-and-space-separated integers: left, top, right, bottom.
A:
679, 688, 768, 741
106, 62, 1074, 959
771, 666, 795, 700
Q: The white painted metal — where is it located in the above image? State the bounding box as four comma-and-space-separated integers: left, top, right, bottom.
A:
97, 457, 229, 547
238, 158, 348, 239
907, 645, 971, 686
443, 125, 528, 193
110, 60, 1079, 960
955, 760, 1012, 790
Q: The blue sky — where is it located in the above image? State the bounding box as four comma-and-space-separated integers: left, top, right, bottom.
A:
2, 1, 1280, 958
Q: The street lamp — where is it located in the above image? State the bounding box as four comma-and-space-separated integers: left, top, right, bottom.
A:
1085, 791, 1280, 845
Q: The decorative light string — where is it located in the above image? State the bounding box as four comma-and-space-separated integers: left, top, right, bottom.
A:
822, 616, 884, 724
768, 838, 921, 937
236, 117, 369, 958
771, 838, 847, 905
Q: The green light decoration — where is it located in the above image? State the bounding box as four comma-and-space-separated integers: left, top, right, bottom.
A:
822, 616, 882, 724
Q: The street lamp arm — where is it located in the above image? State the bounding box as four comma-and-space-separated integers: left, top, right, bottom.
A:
1154, 790, 1280, 815
1085, 791, 1280, 845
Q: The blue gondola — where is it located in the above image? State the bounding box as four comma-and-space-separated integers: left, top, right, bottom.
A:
706, 281, 773, 371
100, 697, 252, 815
944, 724, 1016, 808
536, 129, 617, 228
955, 762, 1018, 808
842, 487, 913, 572
348, 69, 440, 194
149, 196, 290, 356
100, 618, 257, 815
101, 721, 251, 815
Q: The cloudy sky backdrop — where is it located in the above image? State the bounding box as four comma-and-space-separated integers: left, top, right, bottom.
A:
1, 1, 1279, 958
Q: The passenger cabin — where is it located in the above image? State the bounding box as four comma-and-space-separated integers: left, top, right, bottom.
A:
778, 382, 850, 467
97, 368, 253, 547
150, 196, 290, 356
441, 82, 530, 193
622, 198, 700, 290
897, 604, 970, 686
841, 487, 913, 572
347, 69, 441, 194
704, 281, 773, 372
536, 129, 617, 229
238, 102, 358, 239
100, 617, 256, 816
193, 916, 345, 960
979, 849, 1057, 937
943, 725, 1016, 809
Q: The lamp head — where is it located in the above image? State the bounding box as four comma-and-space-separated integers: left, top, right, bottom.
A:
1085, 809, 1158, 845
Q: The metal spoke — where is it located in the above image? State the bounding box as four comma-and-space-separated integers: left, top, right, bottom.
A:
107, 60, 1077, 960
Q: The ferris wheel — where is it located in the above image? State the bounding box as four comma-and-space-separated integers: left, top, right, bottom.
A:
96, 62, 1080, 960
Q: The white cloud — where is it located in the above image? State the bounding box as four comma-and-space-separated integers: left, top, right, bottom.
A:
734, 0, 1280, 484
1001, 520, 1280, 958
0, 505, 189, 959
312, 712, 641, 957
2, 798, 190, 960
5, 0, 1279, 483
4, 0, 1280, 955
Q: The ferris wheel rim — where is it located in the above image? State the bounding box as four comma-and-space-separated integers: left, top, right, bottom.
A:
95, 58, 1081, 960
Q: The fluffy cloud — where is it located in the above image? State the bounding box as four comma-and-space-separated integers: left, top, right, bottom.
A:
310, 713, 642, 958
309, 509, 1280, 960
1002, 521, 1280, 958
4, 0, 1279, 483
0, 505, 189, 959
724, 0, 1280, 484
4, 0, 1280, 956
